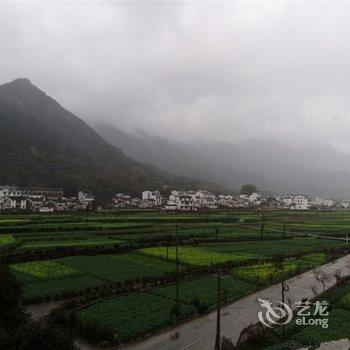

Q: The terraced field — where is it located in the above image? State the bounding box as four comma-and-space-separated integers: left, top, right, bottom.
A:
77, 293, 194, 342
74, 251, 342, 344
0, 234, 15, 246
152, 275, 255, 309
18, 238, 123, 251
232, 253, 329, 285
11, 253, 181, 300
2, 209, 350, 347
140, 239, 346, 266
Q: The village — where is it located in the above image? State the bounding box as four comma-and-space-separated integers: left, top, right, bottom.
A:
2, 184, 350, 213
0, 185, 94, 212
115, 189, 350, 211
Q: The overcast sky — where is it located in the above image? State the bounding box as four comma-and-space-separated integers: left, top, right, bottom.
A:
2, 1, 350, 151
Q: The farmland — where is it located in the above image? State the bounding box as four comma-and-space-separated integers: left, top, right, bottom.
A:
10, 253, 182, 301
77, 293, 194, 343
1, 209, 350, 347
140, 239, 346, 266
74, 252, 338, 343
0, 234, 15, 246
18, 238, 123, 251
10, 238, 346, 302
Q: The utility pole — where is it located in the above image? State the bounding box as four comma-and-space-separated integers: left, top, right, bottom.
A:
215, 227, 219, 241
215, 273, 222, 350
166, 233, 170, 260
260, 223, 265, 240
281, 280, 289, 347
175, 224, 180, 325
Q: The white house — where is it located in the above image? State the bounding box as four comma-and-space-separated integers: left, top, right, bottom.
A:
78, 191, 95, 203
338, 199, 350, 209
141, 190, 163, 208
113, 193, 131, 208
217, 195, 237, 208
165, 190, 180, 210
282, 195, 294, 207
314, 196, 335, 208
0, 186, 22, 198
165, 190, 196, 211
291, 195, 310, 210
193, 190, 217, 209
78, 191, 95, 209
248, 192, 262, 206
0, 196, 29, 211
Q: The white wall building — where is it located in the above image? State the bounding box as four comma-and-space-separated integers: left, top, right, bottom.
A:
141, 190, 162, 205
78, 191, 95, 203
0, 185, 94, 212
165, 190, 196, 211
282, 195, 294, 207
217, 195, 237, 208
193, 190, 217, 209
248, 192, 262, 206
314, 196, 335, 208
291, 195, 310, 210
0, 186, 22, 198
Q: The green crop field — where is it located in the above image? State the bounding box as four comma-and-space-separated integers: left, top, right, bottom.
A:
18, 238, 123, 251
0, 234, 15, 246
139, 245, 261, 266
232, 253, 328, 286
5, 209, 350, 253
2, 209, 350, 346
202, 238, 346, 255
10, 253, 181, 300
77, 293, 194, 342
76, 274, 255, 343
152, 275, 255, 310
139, 239, 346, 267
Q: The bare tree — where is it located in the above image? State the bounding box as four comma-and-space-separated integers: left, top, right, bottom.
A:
313, 269, 330, 292
236, 322, 265, 349
311, 285, 318, 297
287, 296, 294, 308
334, 268, 343, 283
221, 336, 236, 350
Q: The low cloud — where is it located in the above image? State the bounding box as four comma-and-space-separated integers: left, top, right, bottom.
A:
1, 1, 350, 148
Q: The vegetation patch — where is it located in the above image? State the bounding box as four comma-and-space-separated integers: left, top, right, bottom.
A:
0, 234, 15, 246
76, 293, 194, 343
152, 275, 255, 311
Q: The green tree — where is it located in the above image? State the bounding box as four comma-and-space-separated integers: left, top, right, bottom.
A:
240, 184, 257, 196
0, 266, 27, 332
15, 320, 77, 350
0, 265, 77, 350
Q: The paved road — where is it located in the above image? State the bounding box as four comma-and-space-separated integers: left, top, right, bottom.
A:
126, 254, 350, 350
27, 300, 65, 320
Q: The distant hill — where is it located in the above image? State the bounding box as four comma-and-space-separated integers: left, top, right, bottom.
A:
95, 122, 350, 198
0, 78, 226, 200
94, 123, 264, 191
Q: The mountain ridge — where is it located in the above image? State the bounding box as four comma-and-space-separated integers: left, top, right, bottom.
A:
0, 78, 227, 200
94, 122, 350, 198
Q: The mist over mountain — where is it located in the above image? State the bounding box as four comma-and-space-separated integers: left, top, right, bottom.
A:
0, 78, 226, 199
95, 122, 350, 199
2, 77, 350, 200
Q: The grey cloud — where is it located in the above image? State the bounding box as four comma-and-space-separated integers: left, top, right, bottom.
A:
1, 1, 350, 148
